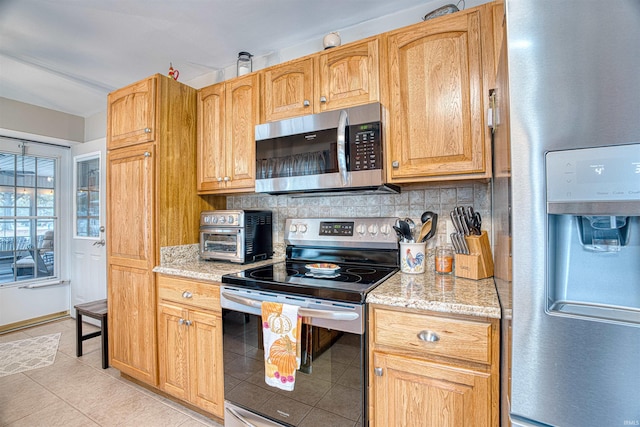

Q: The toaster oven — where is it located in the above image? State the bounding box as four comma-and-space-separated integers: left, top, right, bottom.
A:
199, 210, 273, 264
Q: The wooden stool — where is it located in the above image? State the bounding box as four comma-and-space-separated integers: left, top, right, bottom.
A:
74, 299, 108, 369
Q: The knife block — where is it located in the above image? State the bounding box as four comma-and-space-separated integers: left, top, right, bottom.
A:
455, 231, 494, 280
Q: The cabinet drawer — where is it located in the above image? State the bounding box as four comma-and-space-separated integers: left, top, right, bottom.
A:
372, 307, 492, 364
157, 275, 220, 312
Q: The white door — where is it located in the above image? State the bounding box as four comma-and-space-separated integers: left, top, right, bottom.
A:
70, 138, 107, 315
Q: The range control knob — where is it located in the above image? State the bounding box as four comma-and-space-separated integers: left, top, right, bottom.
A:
203, 216, 210, 224
298, 224, 308, 233
368, 224, 379, 236
356, 224, 367, 236
212, 216, 218, 224
289, 224, 298, 233
219, 216, 226, 224
228, 215, 235, 224
380, 224, 391, 236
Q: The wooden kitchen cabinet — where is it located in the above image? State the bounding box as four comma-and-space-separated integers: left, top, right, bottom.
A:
369, 304, 499, 427
197, 73, 258, 194
260, 36, 380, 122
107, 74, 217, 386
157, 275, 224, 417
107, 77, 156, 149
383, 4, 495, 182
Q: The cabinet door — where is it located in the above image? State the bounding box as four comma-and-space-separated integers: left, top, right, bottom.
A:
108, 264, 157, 385
158, 303, 190, 401
262, 58, 314, 122
372, 352, 491, 427
316, 37, 380, 112
107, 77, 156, 149
386, 9, 487, 181
107, 144, 155, 270
189, 309, 224, 417
107, 143, 157, 385
197, 83, 226, 193
225, 74, 258, 191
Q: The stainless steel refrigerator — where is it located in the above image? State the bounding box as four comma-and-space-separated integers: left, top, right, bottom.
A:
493, 1, 640, 426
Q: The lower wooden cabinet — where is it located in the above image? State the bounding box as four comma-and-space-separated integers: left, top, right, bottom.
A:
369, 304, 499, 426
157, 275, 224, 418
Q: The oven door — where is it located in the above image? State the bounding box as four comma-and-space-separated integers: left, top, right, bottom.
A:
221, 286, 367, 427
200, 227, 243, 262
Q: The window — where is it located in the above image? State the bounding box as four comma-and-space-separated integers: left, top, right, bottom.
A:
0, 151, 57, 283
74, 153, 100, 238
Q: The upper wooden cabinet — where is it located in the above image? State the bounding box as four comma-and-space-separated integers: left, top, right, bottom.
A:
316, 36, 380, 113
384, 4, 495, 182
261, 36, 380, 122
262, 57, 314, 122
107, 77, 156, 149
198, 74, 258, 194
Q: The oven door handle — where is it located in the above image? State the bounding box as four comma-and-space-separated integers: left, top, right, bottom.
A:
226, 406, 257, 427
222, 292, 360, 321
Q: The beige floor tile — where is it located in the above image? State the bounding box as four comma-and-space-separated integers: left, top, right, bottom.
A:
0, 374, 60, 425
4, 399, 99, 427
0, 331, 32, 344
1, 318, 225, 427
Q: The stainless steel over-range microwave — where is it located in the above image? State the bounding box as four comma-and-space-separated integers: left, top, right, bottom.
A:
254, 102, 398, 195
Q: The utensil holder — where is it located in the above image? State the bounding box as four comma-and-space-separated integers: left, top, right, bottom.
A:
400, 242, 427, 274
454, 231, 494, 280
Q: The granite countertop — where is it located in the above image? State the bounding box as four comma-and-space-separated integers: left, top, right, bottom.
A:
153, 258, 281, 283
155, 244, 501, 319
367, 271, 501, 319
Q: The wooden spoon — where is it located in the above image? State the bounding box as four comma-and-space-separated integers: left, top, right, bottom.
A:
418, 220, 433, 243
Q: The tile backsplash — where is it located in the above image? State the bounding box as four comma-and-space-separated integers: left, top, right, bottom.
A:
228, 181, 491, 250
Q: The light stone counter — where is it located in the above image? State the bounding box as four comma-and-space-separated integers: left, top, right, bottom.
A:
367, 271, 501, 319
156, 244, 500, 319
153, 258, 281, 282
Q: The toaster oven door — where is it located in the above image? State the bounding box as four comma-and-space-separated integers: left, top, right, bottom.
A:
200, 227, 243, 262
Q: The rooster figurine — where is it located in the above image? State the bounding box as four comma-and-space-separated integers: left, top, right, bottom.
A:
405, 248, 424, 271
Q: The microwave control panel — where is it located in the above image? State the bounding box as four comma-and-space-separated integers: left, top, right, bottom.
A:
348, 122, 382, 171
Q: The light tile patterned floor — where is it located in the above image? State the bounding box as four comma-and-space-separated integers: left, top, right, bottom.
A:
0, 318, 223, 427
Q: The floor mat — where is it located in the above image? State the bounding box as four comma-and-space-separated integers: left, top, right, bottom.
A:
0, 333, 60, 377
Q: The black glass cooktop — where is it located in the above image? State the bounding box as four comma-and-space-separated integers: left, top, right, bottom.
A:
221, 261, 398, 303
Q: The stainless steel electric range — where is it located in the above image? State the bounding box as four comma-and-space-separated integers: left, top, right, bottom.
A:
221, 217, 399, 427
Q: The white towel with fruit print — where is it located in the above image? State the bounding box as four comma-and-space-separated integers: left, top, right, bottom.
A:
261, 301, 302, 391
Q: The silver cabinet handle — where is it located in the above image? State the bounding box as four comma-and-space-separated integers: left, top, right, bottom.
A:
319, 96, 327, 103
178, 318, 184, 325
374, 367, 384, 377
144, 127, 151, 133
182, 291, 192, 299
185, 320, 192, 326
144, 151, 151, 157
392, 160, 399, 168
417, 330, 440, 342
216, 177, 223, 182
222, 292, 359, 321
303, 99, 310, 107
223, 176, 230, 182
336, 109, 349, 186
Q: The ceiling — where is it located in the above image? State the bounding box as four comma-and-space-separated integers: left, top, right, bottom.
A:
0, 0, 468, 119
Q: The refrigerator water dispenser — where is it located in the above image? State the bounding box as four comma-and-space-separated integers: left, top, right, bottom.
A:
545, 144, 640, 324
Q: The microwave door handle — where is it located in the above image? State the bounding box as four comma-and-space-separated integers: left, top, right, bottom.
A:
222, 291, 359, 321
336, 109, 349, 186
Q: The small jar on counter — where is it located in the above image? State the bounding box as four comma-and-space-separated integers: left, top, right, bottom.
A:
435, 245, 454, 274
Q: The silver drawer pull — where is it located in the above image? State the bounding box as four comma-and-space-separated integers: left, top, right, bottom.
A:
374, 367, 384, 377
178, 318, 184, 325
417, 330, 439, 342
182, 291, 193, 299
